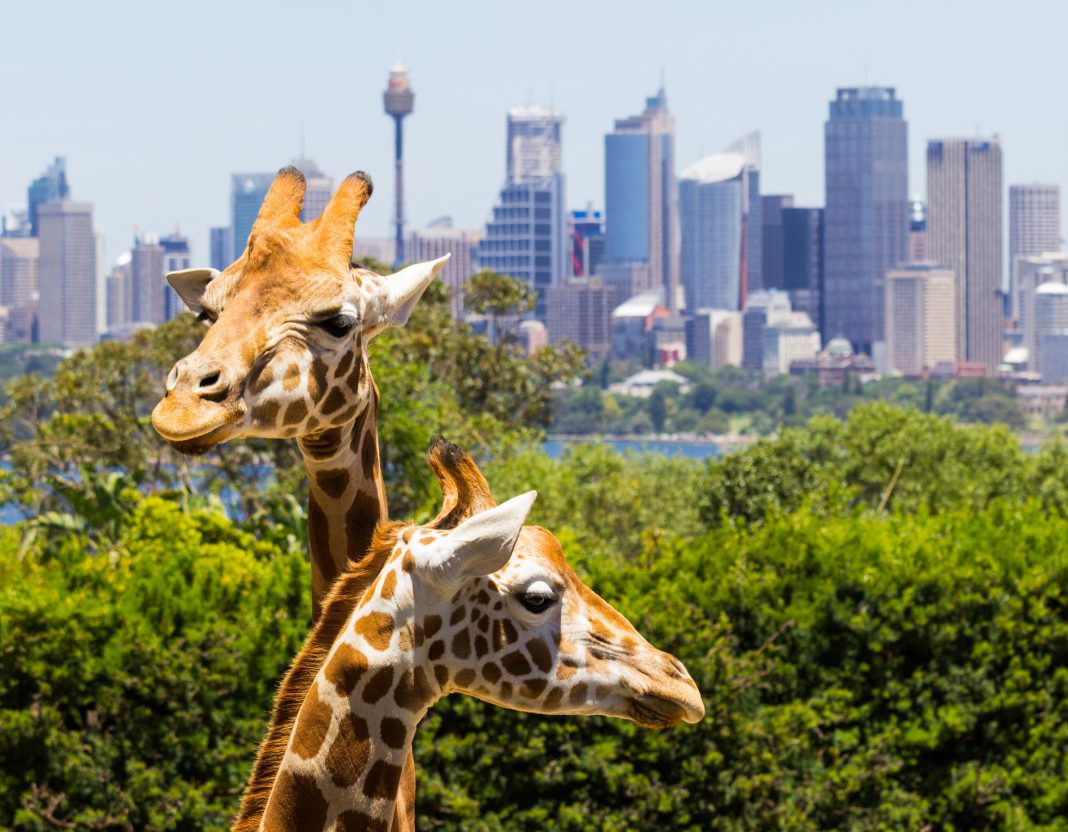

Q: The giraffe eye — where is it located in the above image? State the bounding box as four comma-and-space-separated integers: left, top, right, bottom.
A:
317, 314, 358, 338
196, 309, 216, 326
518, 582, 557, 614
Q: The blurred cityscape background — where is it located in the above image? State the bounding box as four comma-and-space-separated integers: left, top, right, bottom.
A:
2, 0, 1067, 414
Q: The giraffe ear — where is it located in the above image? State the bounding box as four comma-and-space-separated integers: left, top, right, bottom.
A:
167, 268, 219, 313
417, 491, 537, 586
366, 254, 450, 332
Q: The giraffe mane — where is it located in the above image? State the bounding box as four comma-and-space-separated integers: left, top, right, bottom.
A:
231, 521, 404, 832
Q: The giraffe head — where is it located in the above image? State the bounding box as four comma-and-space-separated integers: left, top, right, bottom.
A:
151, 166, 448, 455
370, 439, 705, 729
235, 439, 704, 831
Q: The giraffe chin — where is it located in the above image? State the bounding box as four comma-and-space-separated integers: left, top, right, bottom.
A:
625, 695, 693, 729
162, 424, 237, 456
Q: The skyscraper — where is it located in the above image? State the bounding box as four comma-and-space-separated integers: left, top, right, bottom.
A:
0, 237, 39, 343
761, 195, 794, 292
782, 206, 824, 330
1009, 184, 1061, 317
601, 89, 679, 311
507, 105, 563, 184
884, 264, 956, 376
209, 226, 232, 272
27, 157, 69, 237
160, 232, 192, 319
678, 132, 761, 312
130, 234, 166, 325
231, 173, 273, 261
383, 64, 414, 269
823, 86, 908, 354
478, 106, 567, 318
37, 200, 96, 346
927, 137, 1004, 370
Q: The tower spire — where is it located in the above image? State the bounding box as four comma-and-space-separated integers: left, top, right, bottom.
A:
383, 63, 415, 270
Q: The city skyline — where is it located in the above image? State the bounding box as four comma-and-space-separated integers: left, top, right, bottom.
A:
1, 0, 1065, 269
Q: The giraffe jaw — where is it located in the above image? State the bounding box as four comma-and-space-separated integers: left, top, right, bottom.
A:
151, 393, 244, 456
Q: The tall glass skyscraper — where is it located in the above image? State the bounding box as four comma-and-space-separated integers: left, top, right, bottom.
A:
823, 87, 908, 355
27, 157, 69, 237
602, 89, 679, 311
231, 173, 274, 261
478, 106, 567, 318
678, 132, 761, 312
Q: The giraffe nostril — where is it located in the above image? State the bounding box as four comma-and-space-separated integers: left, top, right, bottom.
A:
199, 371, 221, 389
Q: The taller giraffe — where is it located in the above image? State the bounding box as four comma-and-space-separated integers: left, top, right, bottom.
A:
151, 167, 441, 830
151, 166, 447, 620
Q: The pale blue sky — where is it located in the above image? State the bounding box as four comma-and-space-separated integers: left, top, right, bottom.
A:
2, 0, 1065, 265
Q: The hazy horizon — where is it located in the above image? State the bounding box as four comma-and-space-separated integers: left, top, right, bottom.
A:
2, 0, 1065, 265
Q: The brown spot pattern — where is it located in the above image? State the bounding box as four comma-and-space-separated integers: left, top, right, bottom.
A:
290, 682, 331, 760
355, 611, 395, 651
361, 666, 395, 704
452, 629, 471, 659
423, 615, 442, 639
283, 398, 308, 426
526, 638, 553, 673
324, 712, 371, 787
501, 651, 532, 677
335, 811, 387, 832
316, 467, 350, 501
262, 770, 328, 832
481, 662, 501, 683
380, 717, 407, 749
324, 643, 369, 696
362, 760, 403, 800
321, 385, 347, 415
394, 667, 433, 711
379, 571, 397, 601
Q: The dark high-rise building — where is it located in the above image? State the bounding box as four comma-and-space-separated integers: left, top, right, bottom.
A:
761, 195, 794, 291
782, 207, 824, 330
478, 106, 567, 318
823, 86, 908, 353
383, 65, 414, 269
601, 89, 679, 311
209, 226, 232, 272
27, 157, 69, 237
927, 137, 1004, 370
231, 173, 273, 261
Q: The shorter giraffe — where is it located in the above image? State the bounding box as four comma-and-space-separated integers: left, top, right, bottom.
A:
235, 439, 704, 831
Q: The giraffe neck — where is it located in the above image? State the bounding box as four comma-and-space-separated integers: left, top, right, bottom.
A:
258, 560, 436, 831
297, 361, 387, 621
